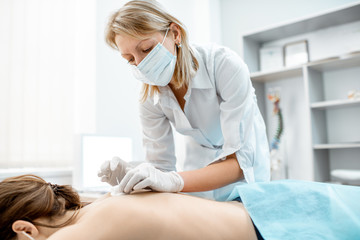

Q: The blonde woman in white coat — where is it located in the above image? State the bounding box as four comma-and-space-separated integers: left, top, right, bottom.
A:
98, 0, 270, 201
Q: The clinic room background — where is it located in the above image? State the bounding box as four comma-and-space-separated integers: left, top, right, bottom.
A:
1, 0, 360, 190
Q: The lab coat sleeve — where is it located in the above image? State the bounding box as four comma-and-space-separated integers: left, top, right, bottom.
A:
212, 47, 270, 183
139, 97, 177, 171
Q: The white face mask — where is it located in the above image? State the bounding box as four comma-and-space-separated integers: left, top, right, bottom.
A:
131, 28, 177, 86
22, 231, 35, 240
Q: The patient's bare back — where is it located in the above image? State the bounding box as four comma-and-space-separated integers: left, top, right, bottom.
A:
48, 192, 257, 240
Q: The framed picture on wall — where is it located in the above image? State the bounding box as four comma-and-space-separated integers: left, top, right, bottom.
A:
259, 46, 283, 72
283, 40, 309, 67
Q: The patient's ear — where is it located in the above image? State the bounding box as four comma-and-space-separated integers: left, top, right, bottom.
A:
12, 220, 39, 238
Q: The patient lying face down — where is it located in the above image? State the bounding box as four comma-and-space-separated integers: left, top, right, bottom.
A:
0, 175, 258, 240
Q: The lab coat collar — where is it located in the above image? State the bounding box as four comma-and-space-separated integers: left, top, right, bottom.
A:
182, 46, 214, 103
190, 46, 214, 90
156, 85, 177, 108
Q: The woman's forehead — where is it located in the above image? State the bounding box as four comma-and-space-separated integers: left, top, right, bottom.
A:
115, 32, 162, 52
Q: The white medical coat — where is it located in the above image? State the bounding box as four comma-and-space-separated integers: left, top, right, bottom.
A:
139, 43, 270, 201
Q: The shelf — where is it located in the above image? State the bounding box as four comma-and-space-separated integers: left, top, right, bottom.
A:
331, 169, 360, 181
311, 99, 360, 110
307, 52, 360, 72
250, 66, 303, 82
250, 52, 360, 83
313, 143, 360, 149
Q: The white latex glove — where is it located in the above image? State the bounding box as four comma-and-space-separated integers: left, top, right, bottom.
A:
97, 156, 130, 186
117, 163, 184, 194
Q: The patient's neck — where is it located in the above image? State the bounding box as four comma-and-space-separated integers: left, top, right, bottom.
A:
39, 193, 110, 237
37, 210, 82, 238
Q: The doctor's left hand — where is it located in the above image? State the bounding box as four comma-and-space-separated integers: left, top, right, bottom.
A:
117, 163, 184, 193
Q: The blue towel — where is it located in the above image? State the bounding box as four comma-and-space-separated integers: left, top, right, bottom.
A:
227, 180, 360, 240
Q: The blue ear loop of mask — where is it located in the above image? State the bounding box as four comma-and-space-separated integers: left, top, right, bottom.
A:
22, 231, 35, 240
161, 28, 170, 45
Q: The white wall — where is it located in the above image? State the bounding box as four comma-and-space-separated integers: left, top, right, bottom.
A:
158, 0, 222, 45
95, 0, 221, 164
95, 0, 142, 162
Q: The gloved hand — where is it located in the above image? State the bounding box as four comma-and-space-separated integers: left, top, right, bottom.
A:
97, 156, 130, 186
117, 163, 184, 194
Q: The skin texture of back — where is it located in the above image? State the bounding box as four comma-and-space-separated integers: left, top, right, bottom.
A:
47, 192, 257, 240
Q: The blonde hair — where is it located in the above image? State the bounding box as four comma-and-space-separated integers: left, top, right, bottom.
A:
105, 0, 198, 101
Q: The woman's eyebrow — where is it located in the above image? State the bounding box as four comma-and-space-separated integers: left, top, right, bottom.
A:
136, 38, 154, 50
120, 38, 154, 56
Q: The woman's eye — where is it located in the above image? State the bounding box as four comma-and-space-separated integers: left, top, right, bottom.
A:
143, 47, 152, 53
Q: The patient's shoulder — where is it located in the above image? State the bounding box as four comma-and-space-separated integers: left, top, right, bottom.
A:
47, 195, 144, 239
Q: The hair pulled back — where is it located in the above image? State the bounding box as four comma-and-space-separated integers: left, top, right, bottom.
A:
0, 174, 83, 240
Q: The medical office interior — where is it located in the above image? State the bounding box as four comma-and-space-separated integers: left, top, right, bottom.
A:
1, 0, 360, 194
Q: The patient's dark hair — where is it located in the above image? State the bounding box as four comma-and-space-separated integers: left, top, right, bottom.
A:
0, 174, 84, 240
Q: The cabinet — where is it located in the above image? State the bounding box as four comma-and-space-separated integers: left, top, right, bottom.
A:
242, 3, 360, 183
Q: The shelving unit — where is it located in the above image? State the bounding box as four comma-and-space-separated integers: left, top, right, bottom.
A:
242, 2, 360, 183
305, 50, 360, 182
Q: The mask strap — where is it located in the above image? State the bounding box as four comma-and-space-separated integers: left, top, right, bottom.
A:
22, 231, 35, 240
161, 28, 170, 45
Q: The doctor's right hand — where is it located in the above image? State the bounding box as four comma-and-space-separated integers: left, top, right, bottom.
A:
97, 156, 130, 186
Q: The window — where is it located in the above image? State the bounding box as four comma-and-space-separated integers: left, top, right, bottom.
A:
0, 0, 96, 168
